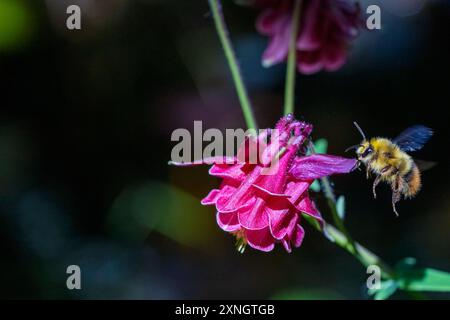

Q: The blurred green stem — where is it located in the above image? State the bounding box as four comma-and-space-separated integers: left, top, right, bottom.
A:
208, 0, 258, 130
284, 0, 302, 115
320, 176, 359, 256
321, 223, 395, 279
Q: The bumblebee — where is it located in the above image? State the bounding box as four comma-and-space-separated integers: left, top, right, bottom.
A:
347, 122, 433, 216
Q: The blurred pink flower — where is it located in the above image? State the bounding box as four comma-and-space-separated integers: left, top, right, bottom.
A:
171, 115, 356, 252
254, 0, 363, 74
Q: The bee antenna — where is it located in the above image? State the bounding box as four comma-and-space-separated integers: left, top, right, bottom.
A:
345, 144, 360, 152
353, 121, 366, 140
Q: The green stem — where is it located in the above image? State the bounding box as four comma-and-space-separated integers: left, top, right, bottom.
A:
320, 176, 358, 255
208, 0, 258, 130
307, 219, 394, 279
284, 0, 302, 115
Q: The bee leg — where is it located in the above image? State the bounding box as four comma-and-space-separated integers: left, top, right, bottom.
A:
391, 175, 402, 217
391, 191, 401, 217
352, 160, 361, 172
372, 175, 382, 199
366, 166, 371, 179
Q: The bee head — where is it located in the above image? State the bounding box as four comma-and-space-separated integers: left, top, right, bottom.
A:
345, 122, 373, 161
356, 141, 374, 161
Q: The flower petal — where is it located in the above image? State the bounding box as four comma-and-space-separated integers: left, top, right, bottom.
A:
238, 199, 269, 230
168, 156, 237, 166
201, 189, 221, 205
209, 163, 247, 181
292, 223, 305, 248
297, 195, 323, 223
261, 16, 291, 67
245, 228, 275, 252
290, 154, 357, 180
297, 50, 324, 74
284, 180, 311, 205
268, 209, 296, 240
216, 211, 240, 232
297, 0, 323, 51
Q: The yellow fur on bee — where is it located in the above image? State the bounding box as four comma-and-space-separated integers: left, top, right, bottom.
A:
368, 138, 413, 182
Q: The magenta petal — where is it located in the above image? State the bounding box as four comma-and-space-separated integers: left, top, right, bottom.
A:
281, 239, 292, 253
245, 228, 275, 252
256, 8, 281, 35
292, 224, 305, 248
251, 184, 289, 199
297, 195, 323, 223
297, 0, 322, 51
261, 17, 291, 67
253, 147, 295, 192
284, 180, 311, 204
216, 195, 254, 214
169, 156, 237, 166
216, 212, 240, 232
290, 154, 357, 180
269, 209, 296, 240
238, 199, 269, 230
297, 50, 324, 74
282, 223, 305, 252
201, 189, 221, 205
209, 163, 246, 181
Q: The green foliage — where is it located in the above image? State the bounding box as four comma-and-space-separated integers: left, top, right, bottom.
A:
309, 139, 328, 192
0, 0, 34, 51
313, 139, 328, 154
369, 280, 398, 300
395, 258, 450, 292
336, 196, 345, 220
368, 258, 450, 299
309, 180, 321, 192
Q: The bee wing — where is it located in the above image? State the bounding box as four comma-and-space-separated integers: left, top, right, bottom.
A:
413, 158, 437, 172
392, 125, 433, 152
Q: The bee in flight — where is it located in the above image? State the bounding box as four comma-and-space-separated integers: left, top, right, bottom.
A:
347, 122, 433, 216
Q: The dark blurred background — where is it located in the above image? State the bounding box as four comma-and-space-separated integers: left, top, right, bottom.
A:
0, 0, 449, 299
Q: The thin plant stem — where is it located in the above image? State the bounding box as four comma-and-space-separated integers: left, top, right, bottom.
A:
208, 0, 258, 130
307, 218, 394, 279
284, 0, 302, 115
320, 175, 358, 255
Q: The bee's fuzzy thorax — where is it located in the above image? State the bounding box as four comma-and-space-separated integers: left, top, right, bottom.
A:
357, 137, 414, 182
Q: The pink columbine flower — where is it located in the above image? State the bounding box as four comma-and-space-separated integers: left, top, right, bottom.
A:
254, 0, 363, 74
170, 115, 356, 252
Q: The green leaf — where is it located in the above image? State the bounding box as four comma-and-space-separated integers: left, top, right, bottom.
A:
302, 213, 321, 231
309, 180, 321, 192
314, 138, 328, 154
336, 195, 345, 220
370, 280, 398, 300
397, 268, 450, 292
